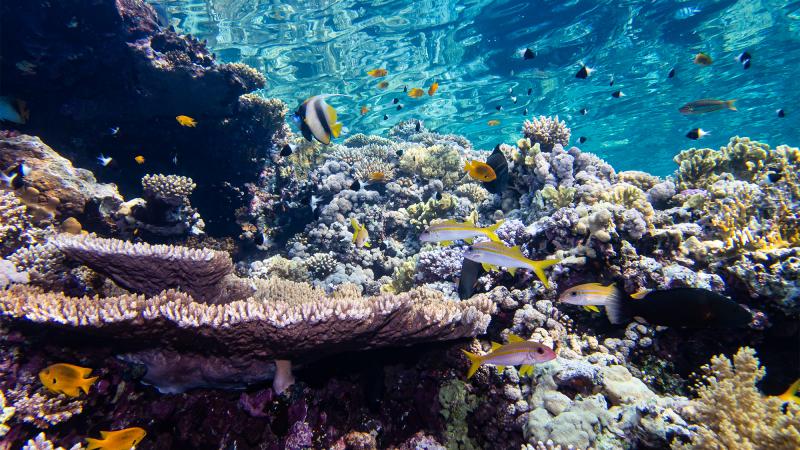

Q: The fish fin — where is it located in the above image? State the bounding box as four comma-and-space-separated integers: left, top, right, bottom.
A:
634, 316, 649, 324
441, 240, 453, 247
63, 387, 81, 397
496, 366, 505, 375
327, 104, 339, 124
303, 118, 309, 124
508, 334, 525, 343
81, 367, 93, 377
331, 121, 343, 138
508, 267, 516, 276
584, 305, 600, 312
350, 218, 359, 243
530, 259, 562, 289
364, 241, 370, 247
464, 237, 474, 244
462, 161, 473, 172
631, 289, 651, 299
605, 285, 635, 324
442, 219, 458, 223
727, 99, 739, 111
463, 220, 474, 227
85, 438, 103, 450
462, 350, 483, 378
99, 431, 111, 439
482, 221, 505, 242
81, 376, 99, 394
778, 379, 800, 404
520, 365, 532, 376
490, 342, 502, 351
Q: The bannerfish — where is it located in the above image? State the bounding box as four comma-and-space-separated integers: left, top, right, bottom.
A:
408, 88, 424, 98
488, 120, 501, 126
694, 53, 713, 66
580, 108, 587, 115
97, 154, 119, 171
482, 145, 510, 194
428, 83, 439, 96
523, 109, 528, 115
135, 156, 145, 164
463, 241, 562, 288
0, 96, 29, 124
458, 258, 486, 300
462, 334, 556, 378
420, 219, 504, 246
39, 363, 98, 397
367, 69, 388, 77
350, 217, 370, 248
679, 99, 738, 115
579, 137, 587, 143
370, 172, 386, 182
668, 67, 676, 78
463, 160, 497, 181
378, 81, 389, 89
558, 283, 650, 312
612, 91, 626, 98
291, 94, 349, 145
686, 128, 710, 140
575, 66, 595, 79
176, 115, 196, 127
778, 379, 800, 405
778, 109, 786, 118
280, 143, 296, 157
605, 287, 753, 328
85, 427, 147, 450
674, 6, 701, 19
361, 106, 370, 115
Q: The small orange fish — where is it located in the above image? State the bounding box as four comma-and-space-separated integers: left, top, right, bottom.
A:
778, 379, 800, 405
487, 120, 501, 126
135, 156, 145, 164
39, 363, 98, 397
176, 115, 197, 127
370, 172, 386, 181
378, 81, 389, 89
463, 160, 497, 181
694, 53, 713, 66
408, 88, 424, 99
367, 69, 388, 77
428, 83, 439, 97
361, 106, 370, 115
85, 427, 147, 450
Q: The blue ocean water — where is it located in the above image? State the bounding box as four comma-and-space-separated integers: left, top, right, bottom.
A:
154, 0, 800, 176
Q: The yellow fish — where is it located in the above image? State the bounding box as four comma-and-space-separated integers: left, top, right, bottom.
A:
428, 83, 439, 96
85, 427, 147, 450
370, 172, 386, 181
367, 69, 388, 77
176, 115, 196, 127
39, 363, 98, 397
134, 156, 145, 164
463, 160, 497, 181
360, 106, 370, 115
488, 120, 501, 126
463, 241, 562, 288
463, 334, 557, 378
408, 88, 424, 99
377, 81, 389, 89
778, 379, 800, 405
350, 217, 370, 248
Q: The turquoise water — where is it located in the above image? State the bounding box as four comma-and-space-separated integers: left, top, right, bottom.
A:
156, 0, 798, 176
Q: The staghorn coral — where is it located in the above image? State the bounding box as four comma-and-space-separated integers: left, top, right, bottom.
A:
522, 116, 571, 153
141, 174, 196, 206
676, 347, 800, 450
51, 234, 232, 303
326, 145, 363, 165
343, 133, 394, 148
405, 195, 459, 233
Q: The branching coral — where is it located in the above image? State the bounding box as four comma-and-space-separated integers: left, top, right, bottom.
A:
354, 158, 397, 182
8, 387, 85, 428
522, 116, 571, 152
22, 432, 83, 450
381, 254, 420, 294
541, 186, 576, 208
404, 195, 459, 233
306, 253, 338, 279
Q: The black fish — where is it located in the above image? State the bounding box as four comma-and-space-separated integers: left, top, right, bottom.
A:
383, 114, 388, 120
668, 67, 675, 78
378, 242, 388, 251
351, 180, 361, 191
495, 105, 502, 111
254, 232, 266, 246
436, 191, 442, 201
527, 88, 532, 95
396, 150, 403, 157
575, 66, 593, 79
580, 108, 587, 115
768, 172, 784, 183
397, 105, 403, 110
523, 109, 528, 115
458, 259, 486, 300
300, 197, 310, 206
579, 137, 587, 143
611, 91, 625, 98
778, 109, 786, 118
743, 59, 751, 69
685, 128, 709, 140
605, 287, 753, 328
403, 86, 408, 93
415, 121, 421, 132
736, 51, 752, 64
280, 144, 294, 157
609, 74, 614, 86
523, 48, 535, 60
482, 144, 509, 194
393, 98, 399, 104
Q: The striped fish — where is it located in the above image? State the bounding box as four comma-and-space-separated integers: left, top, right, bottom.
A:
419, 220, 504, 246
674, 6, 701, 19
463, 241, 562, 288
462, 334, 556, 378
679, 99, 738, 115
0, 96, 29, 124
350, 217, 370, 248
558, 283, 651, 312
290, 94, 349, 145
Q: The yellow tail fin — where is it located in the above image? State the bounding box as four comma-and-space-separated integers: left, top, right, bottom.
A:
331, 122, 343, 138
85, 438, 103, 450
81, 376, 99, 394
531, 259, 563, 289
462, 161, 474, 172
482, 220, 505, 242
462, 350, 483, 378
778, 378, 800, 405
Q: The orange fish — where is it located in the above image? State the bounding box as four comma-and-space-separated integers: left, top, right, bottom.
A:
463, 160, 497, 181
367, 69, 388, 77
378, 81, 389, 89
778, 379, 800, 405
694, 53, 713, 66
85, 427, 147, 450
39, 364, 98, 397
487, 120, 501, 126
135, 156, 145, 164
361, 106, 370, 115
370, 172, 386, 181
408, 88, 424, 99
176, 115, 196, 127
428, 83, 439, 97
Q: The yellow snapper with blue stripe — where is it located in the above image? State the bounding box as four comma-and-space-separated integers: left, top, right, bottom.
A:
350, 217, 370, 248
463, 334, 556, 378
419, 219, 504, 246
463, 241, 562, 288
291, 94, 350, 145
559, 283, 651, 312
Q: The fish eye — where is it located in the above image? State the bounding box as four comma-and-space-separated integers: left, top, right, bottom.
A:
467, 246, 473, 251
570, 291, 577, 296
536, 348, 543, 354
45, 370, 50, 374
53, 378, 57, 384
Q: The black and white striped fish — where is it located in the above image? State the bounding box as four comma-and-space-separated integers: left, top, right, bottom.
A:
0, 96, 29, 124
290, 94, 350, 145
674, 6, 701, 19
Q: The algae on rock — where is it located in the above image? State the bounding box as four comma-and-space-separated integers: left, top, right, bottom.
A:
439, 379, 478, 450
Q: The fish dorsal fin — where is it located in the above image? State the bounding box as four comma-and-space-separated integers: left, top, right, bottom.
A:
496, 366, 505, 374
100, 431, 110, 439
508, 267, 516, 276
520, 364, 532, 376
442, 219, 458, 224
508, 334, 525, 343
632, 289, 651, 299
586, 282, 604, 287
81, 367, 93, 377
350, 217, 359, 232
327, 104, 338, 124
481, 263, 493, 272
464, 237, 474, 244
491, 342, 502, 351
463, 220, 474, 227
511, 245, 522, 253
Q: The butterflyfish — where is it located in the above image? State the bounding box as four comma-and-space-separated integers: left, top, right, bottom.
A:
685, 128, 710, 140
463, 160, 497, 181
85, 427, 147, 450
0, 96, 29, 124
487, 120, 501, 126
378, 81, 389, 89
481, 145, 510, 194
367, 69, 388, 77
290, 94, 350, 145
694, 53, 713, 66
176, 115, 196, 127
39, 363, 98, 397
428, 83, 438, 96
408, 88, 424, 98
778, 379, 800, 405
463, 241, 562, 288
679, 99, 738, 115
135, 156, 145, 164
462, 334, 556, 378
360, 106, 370, 115
420, 219, 504, 246
350, 217, 370, 248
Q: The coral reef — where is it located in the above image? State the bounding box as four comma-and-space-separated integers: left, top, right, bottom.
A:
522, 116, 571, 152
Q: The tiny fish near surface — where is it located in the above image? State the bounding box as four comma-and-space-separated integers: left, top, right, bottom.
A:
674, 6, 701, 19
408, 88, 424, 98
462, 334, 556, 378
39, 363, 98, 397
694, 53, 713, 66
366, 69, 387, 77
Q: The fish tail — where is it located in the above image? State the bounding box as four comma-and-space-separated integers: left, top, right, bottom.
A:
779, 378, 800, 404
85, 438, 103, 450
81, 376, 99, 394
462, 160, 473, 171
530, 259, 562, 289
605, 284, 636, 324
727, 99, 739, 111
462, 350, 483, 379
481, 221, 505, 242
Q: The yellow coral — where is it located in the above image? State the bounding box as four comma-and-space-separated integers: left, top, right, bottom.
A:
404, 195, 459, 232
600, 184, 654, 221
380, 254, 420, 294
541, 185, 576, 208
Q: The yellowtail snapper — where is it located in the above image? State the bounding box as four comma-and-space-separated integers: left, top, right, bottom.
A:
463, 241, 561, 287
463, 334, 557, 378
